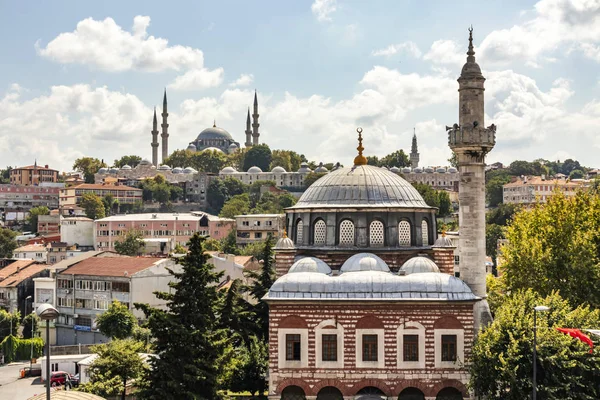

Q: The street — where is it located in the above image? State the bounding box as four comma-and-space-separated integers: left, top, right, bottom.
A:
0, 362, 47, 400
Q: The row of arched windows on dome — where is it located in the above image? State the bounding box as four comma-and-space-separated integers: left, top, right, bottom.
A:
280, 385, 463, 399
294, 218, 431, 247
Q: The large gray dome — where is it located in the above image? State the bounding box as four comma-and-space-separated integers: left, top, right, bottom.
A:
197, 126, 233, 141
291, 165, 431, 209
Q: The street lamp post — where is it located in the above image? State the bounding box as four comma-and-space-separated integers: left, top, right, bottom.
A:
533, 305, 550, 400
25, 296, 33, 375
36, 303, 59, 400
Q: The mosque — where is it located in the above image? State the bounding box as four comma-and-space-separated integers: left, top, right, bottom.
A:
266, 28, 495, 400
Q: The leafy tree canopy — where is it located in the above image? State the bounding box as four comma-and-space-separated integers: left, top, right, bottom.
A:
114, 155, 142, 169
0, 228, 18, 259
114, 230, 145, 256
81, 193, 106, 220
411, 183, 453, 217
0, 167, 11, 184
22, 313, 39, 340
0, 310, 20, 342
96, 300, 138, 339
243, 144, 272, 172
219, 194, 251, 219
26, 206, 49, 234
303, 172, 327, 188
73, 157, 107, 184
270, 150, 304, 172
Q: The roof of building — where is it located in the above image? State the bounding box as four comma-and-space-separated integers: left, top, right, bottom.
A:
58, 257, 164, 277
14, 244, 47, 252
290, 164, 432, 209
0, 260, 38, 280
14, 165, 57, 171
61, 217, 93, 222
234, 256, 255, 266
69, 184, 141, 191
289, 257, 332, 275
235, 214, 284, 218
0, 263, 48, 287
96, 213, 204, 222
266, 271, 478, 301
503, 176, 581, 187
340, 253, 390, 273
48, 242, 68, 248
399, 256, 440, 275
47, 251, 108, 271
197, 126, 233, 141
275, 236, 295, 250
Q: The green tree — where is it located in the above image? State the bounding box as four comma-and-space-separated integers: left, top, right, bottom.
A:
561, 158, 582, 175
220, 230, 240, 255
569, 169, 585, 179
169, 185, 183, 202
22, 313, 39, 339
379, 149, 410, 168
244, 235, 275, 340
25, 206, 49, 234
222, 177, 248, 197
486, 224, 504, 269
80, 193, 106, 220
243, 144, 272, 172
114, 230, 145, 256
486, 203, 518, 226
192, 150, 228, 173
135, 233, 224, 400
437, 190, 452, 217
501, 190, 600, 308
269, 150, 304, 172
248, 180, 276, 207
278, 192, 297, 209
114, 155, 142, 169
0, 310, 20, 341
226, 147, 247, 171
471, 289, 600, 399
172, 243, 187, 254
239, 242, 264, 258
0, 228, 17, 259
216, 279, 254, 347
163, 149, 193, 169
102, 195, 118, 216
78, 339, 147, 400
220, 194, 251, 219
95, 300, 137, 339
203, 238, 221, 251
303, 172, 327, 188
486, 169, 512, 207
412, 182, 440, 208
207, 179, 228, 214
73, 157, 107, 184
366, 156, 379, 166
0, 167, 12, 184
448, 152, 458, 168
228, 336, 269, 396
153, 184, 170, 204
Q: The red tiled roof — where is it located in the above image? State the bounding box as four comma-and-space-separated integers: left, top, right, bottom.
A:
234, 256, 254, 266
0, 263, 48, 287
0, 260, 38, 280
70, 184, 141, 191
58, 257, 164, 277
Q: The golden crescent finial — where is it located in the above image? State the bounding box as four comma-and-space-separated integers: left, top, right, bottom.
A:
353, 127, 367, 166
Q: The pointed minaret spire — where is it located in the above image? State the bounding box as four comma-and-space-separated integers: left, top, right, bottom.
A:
151, 106, 159, 167
153, 107, 157, 127
252, 90, 260, 146
213, 119, 216, 128
467, 25, 476, 63
410, 127, 420, 168
245, 107, 252, 147
161, 90, 169, 163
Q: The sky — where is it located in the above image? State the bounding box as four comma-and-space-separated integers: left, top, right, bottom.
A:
1, 0, 600, 172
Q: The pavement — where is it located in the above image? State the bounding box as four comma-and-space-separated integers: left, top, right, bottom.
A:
0, 362, 48, 400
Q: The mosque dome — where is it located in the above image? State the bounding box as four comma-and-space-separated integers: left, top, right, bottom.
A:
203, 147, 224, 153
402, 167, 412, 174
340, 253, 390, 274
414, 167, 422, 173
291, 164, 432, 209
434, 234, 455, 248
315, 162, 329, 173
424, 167, 434, 173
139, 159, 152, 166
390, 166, 400, 173
248, 166, 263, 173
157, 165, 171, 171
298, 162, 312, 173
448, 167, 458, 173
172, 167, 183, 174
183, 167, 197, 174
289, 257, 332, 275
220, 166, 237, 174
121, 165, 132, 170
271, 166, 286, 173
400, 256, 440, 275
436, 167, 447, 173
228, 143, 239, 151
108, 168, 118, 174
187, 143, 197, 152
98, 168, 108, 174
275, 236, 295, 250
197, 126, 233, 141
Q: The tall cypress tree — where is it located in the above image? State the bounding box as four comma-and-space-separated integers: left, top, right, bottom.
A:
136, 233, 223, 400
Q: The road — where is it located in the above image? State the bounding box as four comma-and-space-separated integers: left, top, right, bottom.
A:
0, 362, 47, 400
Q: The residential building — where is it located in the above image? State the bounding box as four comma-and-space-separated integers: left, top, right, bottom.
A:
0, 260, 49, 313
78, 353, 154, 384
47, 242, 77, 265
0, 184, 60, 226
59, 184, 142, 209
33, 276, 58, 345
502, 176, 583, 204
38, 214, 60, 235
61, 217, 95, 248
9, 163, 59, 186
185, 173, 217, 207
208, 252, 259, 283
55, 256, 181, 345
13, 243, 48, 263
94, 212, 234, 252
399, 166, 460, 192
235, 214, 285, 245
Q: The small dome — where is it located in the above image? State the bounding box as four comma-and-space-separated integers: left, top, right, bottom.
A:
400, 256, 440, 275
289, 257, 332, 275
229, 143, 239, 149
172, 167, 183, 174
187, 143, 197, 151
158, 165, 171, 171
434, 235, 455, 248
340, 253, 390, 274
139, 159, 152, 166
248, 166, 263, 173
448, 167, 458, 173
98, 168, 108, 174
220, 166, 237, 174
203, 147, 224, 153
390, 166, 400, 173
298, 162, 312, 173
425, 167, 434, 173
414, 167, 422, 173
402, 167, 412, 174
275, 236, 295, 250
108, 168, 118, 174
436, 167, 446, 173
121, 165, 132, 170
272, 166, 286, 173
315, 162, 329, 173
183, 167, 197, 174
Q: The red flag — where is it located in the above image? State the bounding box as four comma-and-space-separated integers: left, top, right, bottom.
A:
556, 328, 594, 353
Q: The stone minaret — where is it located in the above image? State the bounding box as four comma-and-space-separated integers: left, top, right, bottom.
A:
245, 108, 252, 147
151, 107, 159, 167
252, 90, 260, 145
447, 27, 496, 332
161, 89, 169, 163
410, 128, 420, 168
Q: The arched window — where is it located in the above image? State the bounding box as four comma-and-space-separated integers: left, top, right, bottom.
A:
296, 219, 303, 244
281, 385, 307, 400
369, 220, 384, 247
398, 221, 411, 246
314, 220, 326, 246
339, 220, 355, 246
421, 219, 429, 245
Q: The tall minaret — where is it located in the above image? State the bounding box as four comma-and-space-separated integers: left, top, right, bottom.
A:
252, 90, 260, 146
245, 108, 252, 147
447, 27, 496, 332
161, 89, 169, 163
151, 107, 159, 167
410, 128, 420, 168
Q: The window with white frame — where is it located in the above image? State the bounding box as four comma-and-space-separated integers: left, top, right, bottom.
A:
314, 220, 326, 246
398, 220, 411, 246
369, 220, 384, 247
355, 328, 385, 368
296, 220, 303, 244
277, 328, 308, 369
339, 220, 355, 246
434, 329, 464, 368
315, 319, 344, 369
397, 321, 426, 369
421, 219, 429, 245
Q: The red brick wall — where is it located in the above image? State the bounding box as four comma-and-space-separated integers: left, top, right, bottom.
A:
433, 248, 455, 275
275, 250, 296, 278
268, 301, 474, 398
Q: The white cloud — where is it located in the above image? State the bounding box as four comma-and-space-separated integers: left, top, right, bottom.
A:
168, 68, 224, 91
423, 40, 464, 66
37, 16, 206, 72
372, 41, 422, 58
311, 0, 337, 22
229, 74, 254, 87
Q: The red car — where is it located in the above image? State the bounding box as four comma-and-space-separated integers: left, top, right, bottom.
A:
50, 371, 71, 387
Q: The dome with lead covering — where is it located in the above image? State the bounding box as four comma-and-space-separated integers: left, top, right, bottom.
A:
158, 165, 171, 171
248, 166, 263, 173
272, 166, 286, 173
340, 253, 390, 273
315, 163, 329, 173
289, 257, 332, 275
400, 256, 440, 275
139, 159, 152, 166
197, 126, 233, 141
221, 166, 237, 174
390, 166, 400, 173
275, 236, 295, 250
98, 168, 108, 174
172, 167, 183, 174
121, 165, 132, 170
187, 143, 197, 151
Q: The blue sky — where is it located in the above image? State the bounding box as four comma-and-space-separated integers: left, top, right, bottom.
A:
1, 0, 600, 172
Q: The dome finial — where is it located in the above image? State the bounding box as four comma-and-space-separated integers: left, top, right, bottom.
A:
282, 228, 288, 239
353, 127, 367, 166
467, 25, 476, 63
213, 119, 216, 128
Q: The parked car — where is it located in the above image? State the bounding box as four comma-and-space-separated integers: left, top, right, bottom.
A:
69, 373, 80, 387
50, 371, 71, 387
